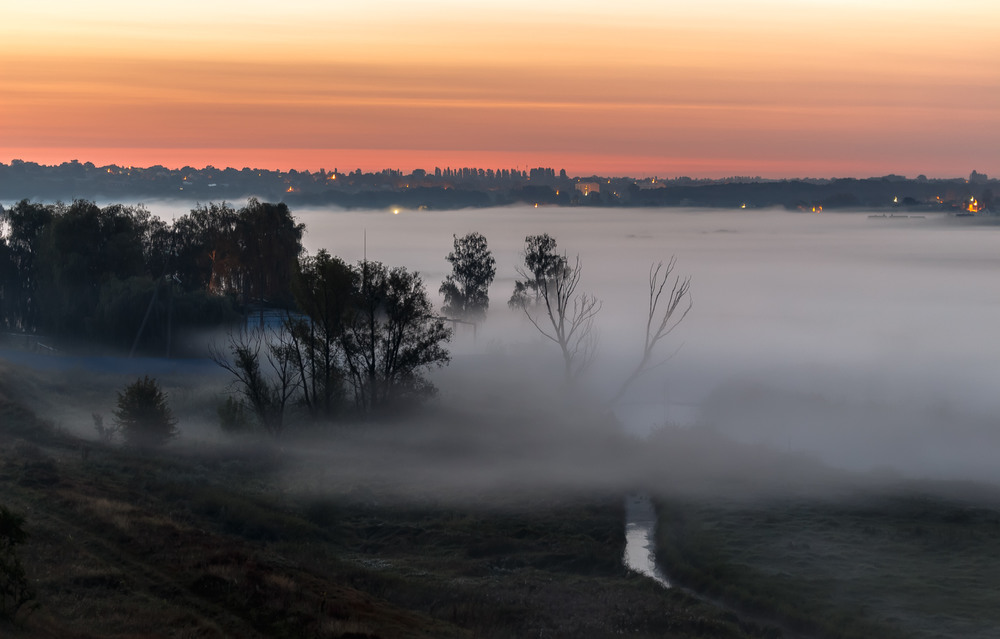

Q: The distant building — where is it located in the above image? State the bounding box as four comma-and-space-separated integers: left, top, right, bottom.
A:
575, 182, 600, 196
969, 170, 989, 185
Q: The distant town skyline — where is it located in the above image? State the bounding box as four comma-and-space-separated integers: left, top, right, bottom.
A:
2, 1, 997, 179
0, 147, 990, 182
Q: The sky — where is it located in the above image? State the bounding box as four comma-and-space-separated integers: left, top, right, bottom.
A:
1, 0, 997, 178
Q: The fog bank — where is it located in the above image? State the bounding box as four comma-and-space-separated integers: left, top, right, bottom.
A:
10, 202, 1000, 488
296, 206, 1000, 483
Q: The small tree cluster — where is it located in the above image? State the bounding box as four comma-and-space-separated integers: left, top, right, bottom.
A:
213, 258, 452, 433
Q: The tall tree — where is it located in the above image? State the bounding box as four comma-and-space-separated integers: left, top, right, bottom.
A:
0, 200, 54, 331
610, 258, 692, 404
0, 233, 12, 331
439, 232, 496, 322
34, 200, 150, 336
235, 199, 304, 314
171, 201, 242, 293
509, 234, 601, 384
289, 250, 356, 418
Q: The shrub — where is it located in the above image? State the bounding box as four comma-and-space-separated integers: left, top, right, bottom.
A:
113, 376, 177, 448
0, 505, 35, 621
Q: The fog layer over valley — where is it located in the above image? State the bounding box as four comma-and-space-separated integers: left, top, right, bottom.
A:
301, 205, 1000, 486
6, 204, 1000, 491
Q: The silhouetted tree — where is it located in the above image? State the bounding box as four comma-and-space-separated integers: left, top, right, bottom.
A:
171, 201, 242, 293
113, 376, 178, 448
341, 261, 451, 412
288, 250, 355, 418
0, 200, 54, 331
235, 199, 304, 317
610, 258, 692, 404
509, 234, 601, 383
439, 232, 496, 322
33, 200, 159, 337
0, 232, 13, 332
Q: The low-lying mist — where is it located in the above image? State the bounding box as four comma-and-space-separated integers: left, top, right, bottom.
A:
7, 204, 1000, 499
297, 205, 1000, 484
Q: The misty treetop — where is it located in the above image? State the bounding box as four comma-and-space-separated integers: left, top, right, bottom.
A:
171, 198, 304, 307
0, 198, 303, 353
440, 232, 496, 322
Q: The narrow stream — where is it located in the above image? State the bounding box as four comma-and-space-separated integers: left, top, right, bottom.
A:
622, 488, 804, 637
622, 492, 671, 587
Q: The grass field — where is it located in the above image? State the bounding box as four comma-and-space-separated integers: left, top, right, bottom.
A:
655, 485, 1000, 638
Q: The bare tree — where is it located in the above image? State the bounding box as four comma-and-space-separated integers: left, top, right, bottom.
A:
509, 234, 602, 384
611, 258, 692, 404
210, 326, 301, 437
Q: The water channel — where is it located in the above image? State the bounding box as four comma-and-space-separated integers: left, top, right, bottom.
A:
622, 492, 671, 587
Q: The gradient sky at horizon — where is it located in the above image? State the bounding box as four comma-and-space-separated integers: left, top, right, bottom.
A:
2, 0, 997, 178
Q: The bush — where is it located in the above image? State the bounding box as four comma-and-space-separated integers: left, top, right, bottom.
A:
113, 376, 177, 448
0, 505, 34, 621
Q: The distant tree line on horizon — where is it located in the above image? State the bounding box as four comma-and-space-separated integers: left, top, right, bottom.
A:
0, 160, 994, 212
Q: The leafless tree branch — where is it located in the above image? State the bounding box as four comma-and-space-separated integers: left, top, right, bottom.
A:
513, 249, 602, 383
611, 257, 691, 404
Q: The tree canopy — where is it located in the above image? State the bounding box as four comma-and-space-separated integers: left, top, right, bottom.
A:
342, 261, 452, 412
0, 198, 302, 353
440, 232, 496, 322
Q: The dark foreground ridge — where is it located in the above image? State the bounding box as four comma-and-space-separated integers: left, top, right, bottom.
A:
2, 160, 996, 212
0, 376, 771, 638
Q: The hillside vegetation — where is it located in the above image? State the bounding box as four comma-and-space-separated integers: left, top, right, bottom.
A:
0, 372, 765, 639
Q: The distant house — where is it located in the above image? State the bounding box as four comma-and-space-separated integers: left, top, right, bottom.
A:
575, 182, 600, 196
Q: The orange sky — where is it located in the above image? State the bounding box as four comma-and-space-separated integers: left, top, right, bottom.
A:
1, 1, 997, 178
